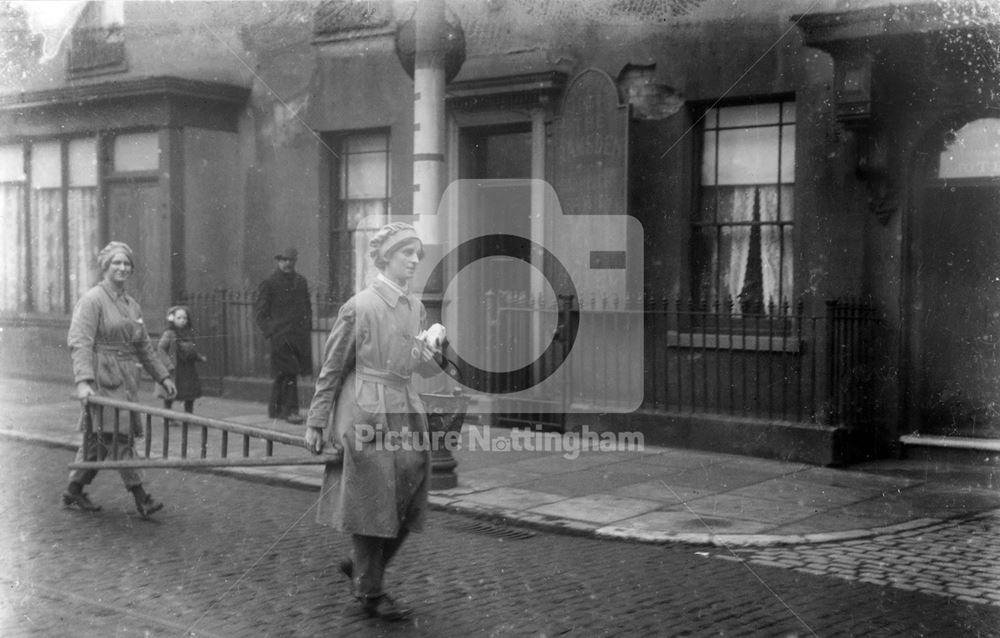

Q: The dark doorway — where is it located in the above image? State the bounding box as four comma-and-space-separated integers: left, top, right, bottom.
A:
455, 124, 532, 328
455, 124, 559, 423
913, 182, 1000, 437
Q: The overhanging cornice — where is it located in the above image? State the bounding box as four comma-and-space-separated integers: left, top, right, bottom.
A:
447, 70, 568, 108
794, 2, 1000, 226
446, 49, 574, 110
0, 76, 250, 111
795, 3, 999, 52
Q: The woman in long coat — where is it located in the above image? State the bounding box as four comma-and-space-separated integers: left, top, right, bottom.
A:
63, 241, 176, 517
304, 222, 444, 622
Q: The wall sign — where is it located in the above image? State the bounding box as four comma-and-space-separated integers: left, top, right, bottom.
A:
552, 68, 629, 216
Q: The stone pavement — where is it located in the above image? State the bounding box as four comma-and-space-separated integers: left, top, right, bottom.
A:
3, 376, 999, 549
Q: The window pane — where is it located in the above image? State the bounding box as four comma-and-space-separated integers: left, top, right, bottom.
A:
718, 103, 780, 128
346, 133, 387, 153
715, 127, 780, 185
938, 118, 1000, 179
344, 152, 388, 199
714, 187, 749, 223
69, 138, 98, 187
779, 185, 794, 223
0, 183, 26, 310
68, 188, 100, 300
0, 145, 25, 182
780, 124, 795, 184
114, 132, 159, 172
709, 185, 791, 224
31, 141, 62, 188
700, 130, 717, 185
703, 108, 718, 128
30, 188, 65, 312
781, 101, 796, 124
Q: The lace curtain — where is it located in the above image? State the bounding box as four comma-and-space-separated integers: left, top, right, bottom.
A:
696, 184, 793, 314
0, 184, 25, 311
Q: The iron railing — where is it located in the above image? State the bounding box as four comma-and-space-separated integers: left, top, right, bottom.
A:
179, 289, 345, 393
485, 293, 880, 426
177, 288, 880, 427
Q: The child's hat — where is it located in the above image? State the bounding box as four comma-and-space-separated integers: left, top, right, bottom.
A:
166, 305, 190, 319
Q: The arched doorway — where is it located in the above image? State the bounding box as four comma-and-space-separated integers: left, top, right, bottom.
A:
912, 118, 1000, 438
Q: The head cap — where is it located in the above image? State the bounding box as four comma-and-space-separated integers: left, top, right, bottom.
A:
368, 223, 422, 266
97, 241, 134, 272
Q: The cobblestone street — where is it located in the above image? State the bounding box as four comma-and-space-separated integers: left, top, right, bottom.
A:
3, 440, 999, 637
728, 510, 1000, 607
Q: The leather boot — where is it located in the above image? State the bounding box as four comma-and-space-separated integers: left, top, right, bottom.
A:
131, 486, 164, 518
62, 482, 101, 511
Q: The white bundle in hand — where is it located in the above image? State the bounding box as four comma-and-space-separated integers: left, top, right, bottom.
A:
419, 323, 447, 353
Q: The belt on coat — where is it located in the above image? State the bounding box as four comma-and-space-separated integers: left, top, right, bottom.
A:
94, 344, 137, 361
356, 366, 411, 389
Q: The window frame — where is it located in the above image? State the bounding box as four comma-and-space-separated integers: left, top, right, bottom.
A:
326, 129, 391, 301
690, 96, 797, 329
0, 135, 103, 315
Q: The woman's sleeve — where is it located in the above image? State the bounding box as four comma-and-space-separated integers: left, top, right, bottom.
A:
134, 306, 170, 383
305, 301, 357, 430
67, 293, 98, 384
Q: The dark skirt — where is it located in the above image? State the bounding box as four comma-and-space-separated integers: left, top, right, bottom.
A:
156, 360, 202, 401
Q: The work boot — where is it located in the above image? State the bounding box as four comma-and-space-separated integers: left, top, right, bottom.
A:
339, 558, 353, 580
357, 593, 412, 622
62, 482, 101, 511
131, 486, 164, 519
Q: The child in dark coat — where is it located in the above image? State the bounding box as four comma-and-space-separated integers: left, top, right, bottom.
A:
156, 305, 206, 415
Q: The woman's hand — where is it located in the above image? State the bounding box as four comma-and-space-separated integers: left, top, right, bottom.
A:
419, 323, 447, 353
160, 378, 177, 399
76, 381, 95, 404
304, 426, 325, 454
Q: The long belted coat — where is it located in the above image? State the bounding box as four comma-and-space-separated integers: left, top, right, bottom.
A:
68, 280, 171, 435
305, 277, 436, 538
254, 269, 313, 376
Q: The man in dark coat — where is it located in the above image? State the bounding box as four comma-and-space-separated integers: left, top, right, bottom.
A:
255, 247, 313, 423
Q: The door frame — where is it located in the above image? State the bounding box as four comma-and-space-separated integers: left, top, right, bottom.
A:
902, 116, 1000, 437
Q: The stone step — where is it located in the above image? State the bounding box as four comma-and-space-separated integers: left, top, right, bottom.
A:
899, 434, 1000, 465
